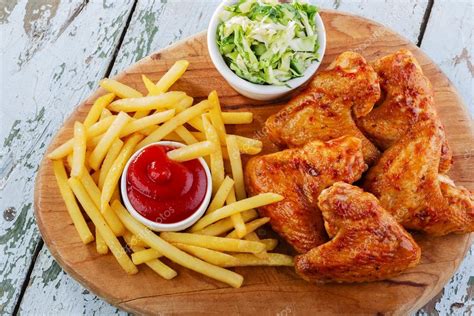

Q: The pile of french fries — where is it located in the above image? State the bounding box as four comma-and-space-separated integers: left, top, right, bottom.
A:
48, 60, 293, 288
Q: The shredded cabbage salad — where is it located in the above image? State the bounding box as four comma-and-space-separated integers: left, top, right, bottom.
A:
216, 0, 320, 86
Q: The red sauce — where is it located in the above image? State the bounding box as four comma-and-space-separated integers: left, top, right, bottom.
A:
126, 144, 207, 224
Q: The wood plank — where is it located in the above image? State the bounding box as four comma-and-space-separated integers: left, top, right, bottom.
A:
421, 0, 473, 115
317, 0, 429, 43
111, 0, 430, 75
33, 15, 474, 315
110, 0, 219, 75
0, 0, 134, 314
417, 1, 474, 314
17, 247, 126, 315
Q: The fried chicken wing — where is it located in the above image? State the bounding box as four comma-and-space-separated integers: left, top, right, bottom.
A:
355, 49, 452, 172
295, 182, 421, 283
245, 136, 367, 253
363, 120, 474, 235
265, 52, 381, 165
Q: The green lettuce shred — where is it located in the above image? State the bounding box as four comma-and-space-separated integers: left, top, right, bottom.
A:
216, 0, 320, 86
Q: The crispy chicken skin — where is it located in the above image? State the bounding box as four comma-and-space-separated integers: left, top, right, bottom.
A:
364, 120, 474, 235
245, 136, 367, 253
355, 49, 452, 172
295, 182, 421, 283
264, 52, 381, 165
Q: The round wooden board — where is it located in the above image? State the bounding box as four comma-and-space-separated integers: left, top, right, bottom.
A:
34, 11, 473, 315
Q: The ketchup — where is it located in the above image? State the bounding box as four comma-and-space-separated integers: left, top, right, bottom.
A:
126, 144, 207, 224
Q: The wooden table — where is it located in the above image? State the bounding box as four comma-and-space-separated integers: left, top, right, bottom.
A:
1, 1, 472, 314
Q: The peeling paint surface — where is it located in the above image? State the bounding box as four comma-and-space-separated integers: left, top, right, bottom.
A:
0, 0, 134, 314
421, 0, 473, 114
1, 0, 472, 314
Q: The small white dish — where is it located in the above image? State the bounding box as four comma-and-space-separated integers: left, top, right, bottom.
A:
207, 0, 326, 101
120, 141, 212, 232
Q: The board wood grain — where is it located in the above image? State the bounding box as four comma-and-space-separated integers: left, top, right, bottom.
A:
34, 11, 473, 315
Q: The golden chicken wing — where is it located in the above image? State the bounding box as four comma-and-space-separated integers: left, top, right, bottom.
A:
265, 51, 381, 165
295, 182, 421, 283
245, 136, 367, 253
363, 119, 474, 235
355, 49, 452, 172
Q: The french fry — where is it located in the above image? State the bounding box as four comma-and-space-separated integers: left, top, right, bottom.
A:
153, 60, 189, 94
191, 131, 206, 141
225, 188, 247, 238
101, 133, 143, 212
108, 92, 186, 112
96, 227, 108, 254
83, 93, 115, 128
87, 134, 102, 149
91, 170, 100, 184
127, 232, 148, 248
260, 239, 278, 251
226, 134, 248, 237
226, 217, 270, 239
52, 160, 94, 244
174, 95, 193, 113
68, 178, 138, 274
99, 108, 113, 120
140, 126, 157, 136
89, 112, 130, 170
141, 256, 177, 280
99, 78, 142, 98
79, 171, 125, 236
222, 112, 253, 125
113, 200, 243, 288
187, 116, 205, 132
166, 141, 214, 162
48, 140, 75, 160
111, 186, 121, 203
66, 153, 73, 171
123, 232, 177, 280
173, 243, 239, 267
86, 115, 116, 135
47, 109, 118, 160
226, 135, 246, 200
222, 253, 294, 267
235, 135, 263, 155
131, 248, 162, 265
162, 131, 183, 142
202, 115, 224, 193
174, 125, 198, 145
244, 232, 268, 259
134, 62, 190, 118
142, 74, 161, 96
137, 100, 211, 149
190, 193, 283, 232
194, 209, 258, 236
207, 176, 234, 213
160, 232, 265, 253
207, 91, 227, 144
71, 122, 87, 177
119, 109, 175, 137
98, 138, 124, 189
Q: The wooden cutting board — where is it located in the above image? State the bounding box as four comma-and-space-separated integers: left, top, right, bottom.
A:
34, 10, 473, 315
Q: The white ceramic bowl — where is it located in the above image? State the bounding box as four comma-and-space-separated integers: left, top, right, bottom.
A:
120, 141, 212, 232
207, 0, 326, 101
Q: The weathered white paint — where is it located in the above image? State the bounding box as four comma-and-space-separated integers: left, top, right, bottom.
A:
417, 1, 474, 315
5, 0, 473, 314
421, 0, 473, 116
18, 247, 127, 315
317, 0, 429, 44
0, 0, 134, 314
111, 0, 220, 75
